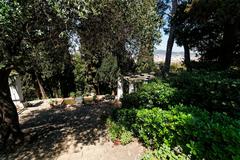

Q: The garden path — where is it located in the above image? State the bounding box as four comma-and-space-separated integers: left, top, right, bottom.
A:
1, 100, 145, 160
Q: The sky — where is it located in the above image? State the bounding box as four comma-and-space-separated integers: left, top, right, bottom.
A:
154, 30, 184, 52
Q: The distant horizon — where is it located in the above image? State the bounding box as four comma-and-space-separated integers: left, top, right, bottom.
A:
154, 49, 199, 63
154, 49, 184, 54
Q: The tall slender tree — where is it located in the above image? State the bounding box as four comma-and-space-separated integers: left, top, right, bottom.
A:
184, 0, 240, 68
162, 0, 178, 75
172, 1, 193, 71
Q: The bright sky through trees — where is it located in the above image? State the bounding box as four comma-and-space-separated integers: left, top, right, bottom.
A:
155, 30, 183, 52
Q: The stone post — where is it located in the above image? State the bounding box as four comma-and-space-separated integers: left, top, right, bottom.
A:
117, 78, 123, 100
129, 82, 134, 94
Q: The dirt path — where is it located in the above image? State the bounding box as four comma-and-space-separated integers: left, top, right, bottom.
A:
1, 100, 145, 160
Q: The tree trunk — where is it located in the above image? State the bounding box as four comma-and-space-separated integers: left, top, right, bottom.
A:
163, 26, 175, 75
34, 81, 42, 99
183, 43, 192, 71
162, 0, 178, 75
219, 23, 237, 69
0, 69, 23, 150
35, 72, 47, 99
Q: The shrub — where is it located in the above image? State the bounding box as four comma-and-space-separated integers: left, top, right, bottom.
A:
122, 71, 240, 117
133, 105, 240, 160
169, 71, 240, 117
141, 144, 190, 160
121, 82, 176, 109
70, 92, 76, 98
121, 92, 140, 108
170, 62, 185, 72
112, 109, 137, 130
106, 118, 133, 145
116, 70, 240, 159
120, 130, 133, 145
107, 118, 121, 141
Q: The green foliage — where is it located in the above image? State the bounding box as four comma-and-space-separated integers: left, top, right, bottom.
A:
138, 82, 176, 108
116, 70, 240, 159
106, 118, 133, 145
141, 144, 190, 160
136, 54, 157, 73
107, 118, 121, 141
79, 0, 162, 93
122, 81, 176, 109
1, 0, 163, 98
169, 70, 240, 117
69, 92, 76, 98
1, 0, 79, 98
114, 105, 240, 160
173, 0, 240, 67
96, 55, 120, 89
73, 53, 86, 93
170, 62, 185, 72
20, 73, 38, 101
121, 93, 140, 108
112, 109, 138, 130
70, 91, 83, 98
120, 130, 133, 145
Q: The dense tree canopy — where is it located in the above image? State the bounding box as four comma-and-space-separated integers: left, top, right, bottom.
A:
0, 0, 98, 148
172, 0, 240, 68
78, 0, 162, 93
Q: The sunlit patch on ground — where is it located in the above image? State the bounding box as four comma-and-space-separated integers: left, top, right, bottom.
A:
1, 100, 145, 160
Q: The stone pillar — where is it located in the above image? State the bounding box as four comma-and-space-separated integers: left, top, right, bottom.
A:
129, 82, 134, 94
10, 76, 24, 102
117, 78, 123, 100
16, 76, 24, 101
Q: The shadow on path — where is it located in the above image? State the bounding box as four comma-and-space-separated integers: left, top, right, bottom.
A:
1, 102, 114, 160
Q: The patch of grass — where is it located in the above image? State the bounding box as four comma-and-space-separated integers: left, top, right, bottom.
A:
106, 118, 133, 145
120, 130, 133, 145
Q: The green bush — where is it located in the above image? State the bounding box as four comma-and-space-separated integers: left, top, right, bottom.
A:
122, 71, 240, 117
169, 71, 240, 117
117, 70, 240, 159
107, 118, 121, 141
106, 118, 133, 145
141, 144, 190, 160
120, 130, 133, 145
70, 92, 76, 98
133, 105, 240, 160
112, 109, 137, 130
170, 62, 185, 72
121, 82, 176, 109
121, 92, 140, 108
